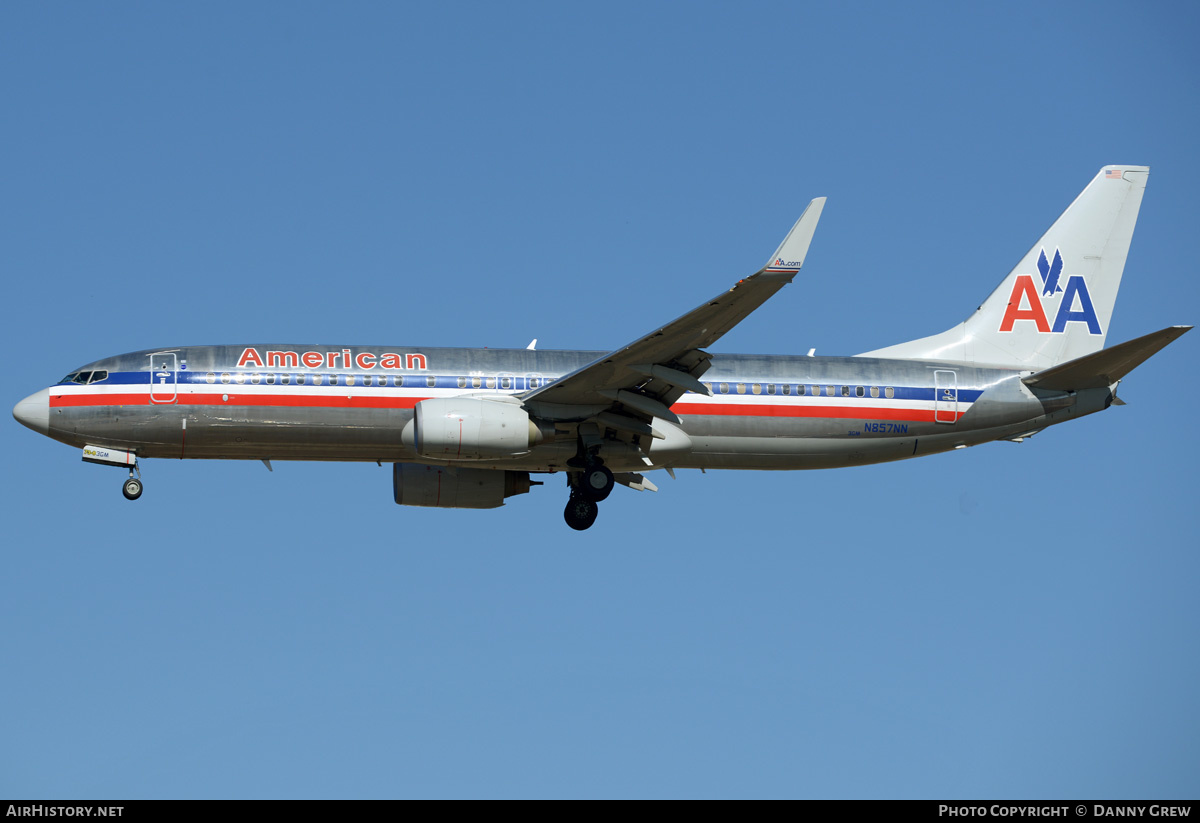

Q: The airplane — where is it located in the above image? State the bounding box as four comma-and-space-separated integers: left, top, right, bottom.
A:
12, 165, 1190, 531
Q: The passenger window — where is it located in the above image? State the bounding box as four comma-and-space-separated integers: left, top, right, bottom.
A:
752, 383, 762, 395
251, 374, 261, 384
206, 373, 216, 384
471, 377, 482, 389
296, 374, 307, 385
841, 385, 849, 397
486, 377, 496, 389
312, 374, 324, 386
220, 373, 231, 384
870, 386, 879, 398
501, 376, 512, 389
281, 374, 291, 385
266, 374, 276, 385
855, 386, 864, 397
458, 377, 467, 389
782, 384, 791, 396
825, 386, 834, 397
766, 383, 776, 395
329, 374, 338, 386
346, 375, 355, 386
719, 383, 729, 394
885, 387, 895, 399
235, 373, 246, 385
428, 376, 437, 388
736, 383, 746, 394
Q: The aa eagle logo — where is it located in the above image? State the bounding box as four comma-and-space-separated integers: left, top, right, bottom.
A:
999, 247, 1102, 335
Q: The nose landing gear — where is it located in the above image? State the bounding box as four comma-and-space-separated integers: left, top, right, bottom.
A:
81, 446, 144, 501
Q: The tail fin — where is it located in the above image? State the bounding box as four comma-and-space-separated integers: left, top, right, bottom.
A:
861, 165, 1149, 369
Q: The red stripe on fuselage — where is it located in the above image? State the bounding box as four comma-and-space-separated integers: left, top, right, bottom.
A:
672, 401, 963, 423
50, 391, 964, 422
50, 392, 424, 410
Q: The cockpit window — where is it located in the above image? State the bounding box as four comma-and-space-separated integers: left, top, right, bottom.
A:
73, 372, 93, 384
88, 371, 108, 383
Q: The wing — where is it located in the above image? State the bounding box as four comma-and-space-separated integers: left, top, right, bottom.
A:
522, 198, 826, 428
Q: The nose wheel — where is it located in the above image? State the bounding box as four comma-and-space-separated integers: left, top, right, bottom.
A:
122, 469, 143, 500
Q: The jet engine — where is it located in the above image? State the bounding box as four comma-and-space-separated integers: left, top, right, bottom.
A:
402, 397, 545, 460
392, 463, 536, 509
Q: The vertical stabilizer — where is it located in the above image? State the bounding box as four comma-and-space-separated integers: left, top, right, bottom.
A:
861, 166, 1149, 369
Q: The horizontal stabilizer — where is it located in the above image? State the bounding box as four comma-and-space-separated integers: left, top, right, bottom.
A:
1023, 325, 1192, 391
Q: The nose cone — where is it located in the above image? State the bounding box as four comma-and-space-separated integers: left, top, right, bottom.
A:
13, 389, 51, 435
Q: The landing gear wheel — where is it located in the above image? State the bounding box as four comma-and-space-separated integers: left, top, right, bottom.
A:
564, 494, 599, 531
580, 464, 614, 502
122, 477, 143, 500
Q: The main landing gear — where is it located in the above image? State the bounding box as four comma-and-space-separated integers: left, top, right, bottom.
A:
563, 456, 615, 531
564, 493, 598, 531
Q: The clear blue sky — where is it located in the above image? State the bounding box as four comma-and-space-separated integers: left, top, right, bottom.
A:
3, 1, 1197, 799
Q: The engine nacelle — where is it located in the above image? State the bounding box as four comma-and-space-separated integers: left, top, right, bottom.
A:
392, 463, 535, 509
401, 397, 543, 460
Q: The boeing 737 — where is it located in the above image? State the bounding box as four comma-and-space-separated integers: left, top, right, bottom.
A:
12, 165, 1190, 530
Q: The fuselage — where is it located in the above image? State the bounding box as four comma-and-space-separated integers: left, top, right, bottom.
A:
22, 343, 1109, 474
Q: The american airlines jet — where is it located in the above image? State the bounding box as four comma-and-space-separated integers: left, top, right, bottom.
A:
12, 166, 1189, 530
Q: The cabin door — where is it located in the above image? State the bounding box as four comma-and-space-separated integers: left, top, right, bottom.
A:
934, 369, 958, 423
149, 352, 178, 404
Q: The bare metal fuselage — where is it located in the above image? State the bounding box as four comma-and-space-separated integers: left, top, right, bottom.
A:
41, 344, 1106, 473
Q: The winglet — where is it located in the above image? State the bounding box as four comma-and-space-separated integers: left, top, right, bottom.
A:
763, 197, 826, 274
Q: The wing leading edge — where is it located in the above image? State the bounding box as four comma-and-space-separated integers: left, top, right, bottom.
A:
522, 198, 826, 426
